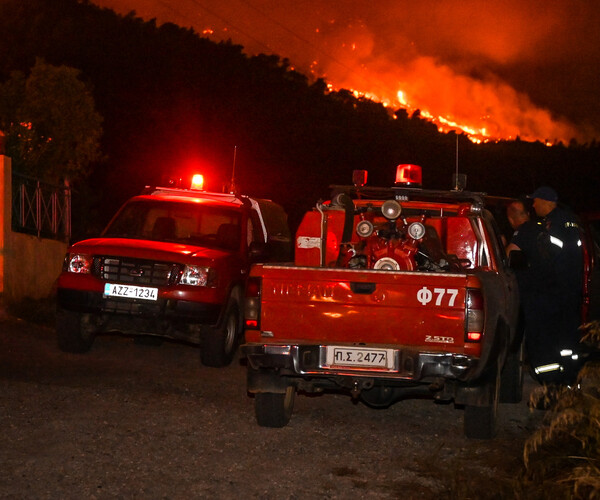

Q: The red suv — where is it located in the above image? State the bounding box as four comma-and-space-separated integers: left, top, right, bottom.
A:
56, 184, 291, 366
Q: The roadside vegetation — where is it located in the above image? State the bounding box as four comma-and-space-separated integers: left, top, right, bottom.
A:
517, 321, 600, 499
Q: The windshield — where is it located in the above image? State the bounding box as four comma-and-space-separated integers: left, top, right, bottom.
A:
103, 200, 242, 251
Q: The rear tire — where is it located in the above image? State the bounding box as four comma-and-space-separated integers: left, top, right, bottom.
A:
255, 386, 295, 428
56, 310, 94, 353
499, 342, 524, 404
200, 300, 241, 367
464, 368, 500, 439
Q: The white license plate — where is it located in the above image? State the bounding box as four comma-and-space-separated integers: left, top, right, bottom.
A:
104, 283, 158, 301
324, 346, 395, 370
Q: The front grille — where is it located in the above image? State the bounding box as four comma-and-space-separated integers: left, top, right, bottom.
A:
92, 256, 181, 286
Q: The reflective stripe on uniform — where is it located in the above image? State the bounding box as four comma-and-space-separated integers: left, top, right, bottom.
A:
534, 363, 564, 374
560, 349, 579, 360
549, 235, 563, 248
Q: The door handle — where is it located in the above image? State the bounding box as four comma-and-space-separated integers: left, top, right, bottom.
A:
350, 282, 376, 294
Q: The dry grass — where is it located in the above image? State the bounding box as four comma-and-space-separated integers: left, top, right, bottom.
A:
519, 321, 600, 499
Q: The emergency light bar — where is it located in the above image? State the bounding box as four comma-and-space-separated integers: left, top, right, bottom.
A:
395, 164, 422, 187
191, 174, 204, 190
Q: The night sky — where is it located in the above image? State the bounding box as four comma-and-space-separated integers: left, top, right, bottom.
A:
93, 0, 600, 144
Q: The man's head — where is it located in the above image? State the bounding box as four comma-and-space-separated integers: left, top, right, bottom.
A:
529, 186, 557, 217
506, 200, 530, 229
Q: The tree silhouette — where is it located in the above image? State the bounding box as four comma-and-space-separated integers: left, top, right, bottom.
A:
0, 58, 102, 183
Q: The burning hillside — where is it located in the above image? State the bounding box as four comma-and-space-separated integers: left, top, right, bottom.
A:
94, 0, 600, 145
304, 16, 586, 144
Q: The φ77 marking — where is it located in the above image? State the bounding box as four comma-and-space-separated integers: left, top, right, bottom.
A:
417, 286, 459, 307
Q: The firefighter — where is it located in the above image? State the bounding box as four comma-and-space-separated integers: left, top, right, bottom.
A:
507, 187, 584, 386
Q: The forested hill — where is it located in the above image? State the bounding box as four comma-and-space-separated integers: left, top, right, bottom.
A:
0, 0, 598, 235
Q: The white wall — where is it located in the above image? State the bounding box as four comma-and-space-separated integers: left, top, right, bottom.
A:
0, 156, 67, 304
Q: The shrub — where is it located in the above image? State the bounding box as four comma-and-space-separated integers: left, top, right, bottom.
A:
521, 321, 600, 499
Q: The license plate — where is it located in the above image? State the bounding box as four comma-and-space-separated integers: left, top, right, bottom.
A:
323, 346, 395, 370
104, 283, 158, 301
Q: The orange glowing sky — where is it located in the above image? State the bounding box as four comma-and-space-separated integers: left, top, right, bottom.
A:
93, 0, 600, 144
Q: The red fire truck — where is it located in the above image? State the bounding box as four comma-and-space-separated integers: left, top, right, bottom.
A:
242, 165, 522, 438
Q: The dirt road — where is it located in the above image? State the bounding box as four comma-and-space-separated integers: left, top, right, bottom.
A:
0, 316, 543, 499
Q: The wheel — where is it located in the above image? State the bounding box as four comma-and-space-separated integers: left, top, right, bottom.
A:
499, 341, 524, 404
255, 386, 296, 428
200, 300, 241, 367
464, 368, 500, 439
56, 310, 94, 353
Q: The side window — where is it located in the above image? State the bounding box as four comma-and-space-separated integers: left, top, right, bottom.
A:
483, 211, 508, 266
445, 216, 478, 268
247, 218, 253, 246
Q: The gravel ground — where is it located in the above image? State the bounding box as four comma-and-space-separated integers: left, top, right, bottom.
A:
0, 315, 544, 499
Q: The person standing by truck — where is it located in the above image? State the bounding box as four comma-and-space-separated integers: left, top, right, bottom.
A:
507, 187, 584, 386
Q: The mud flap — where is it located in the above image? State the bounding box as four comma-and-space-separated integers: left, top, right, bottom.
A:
247, 367, 289, 394
459, 365, 500, 439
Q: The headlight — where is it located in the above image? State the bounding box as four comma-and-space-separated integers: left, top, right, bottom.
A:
65, 253, 92, 274
381, 200, 402, 221
180, 265, 215, 286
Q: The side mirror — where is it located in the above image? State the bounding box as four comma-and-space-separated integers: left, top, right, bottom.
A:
508, 249, 527, 269
248, 241, 267, 262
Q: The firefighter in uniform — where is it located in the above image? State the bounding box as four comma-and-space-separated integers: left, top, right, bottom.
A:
507, 186, 584, 386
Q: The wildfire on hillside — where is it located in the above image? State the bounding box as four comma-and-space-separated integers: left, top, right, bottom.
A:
308, 41, 578, 145
93, 0, 599, 146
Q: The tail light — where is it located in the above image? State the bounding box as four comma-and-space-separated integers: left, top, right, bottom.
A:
244, 277, 262, 330
465, 288, 484, 342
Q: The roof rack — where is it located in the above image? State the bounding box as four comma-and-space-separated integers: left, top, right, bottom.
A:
329, 185, 487, 206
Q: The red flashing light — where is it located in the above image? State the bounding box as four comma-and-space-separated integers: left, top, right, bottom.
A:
352, 169, 368, 187
395, 164, 422, 187
191, 174, 204, 190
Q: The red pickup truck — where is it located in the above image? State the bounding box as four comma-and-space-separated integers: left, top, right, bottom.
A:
242, 165, 521, 438
56, 179, 291, 367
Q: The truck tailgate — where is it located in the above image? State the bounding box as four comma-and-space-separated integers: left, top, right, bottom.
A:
256, 265, 478, 351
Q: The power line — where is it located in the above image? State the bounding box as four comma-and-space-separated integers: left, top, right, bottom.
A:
211, 0, 395, 99
184, 0, 275, 53
239, 0, 354, 72
135, 0, 395, 102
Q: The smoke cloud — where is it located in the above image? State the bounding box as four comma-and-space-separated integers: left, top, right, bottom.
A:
96, 0, 600, 143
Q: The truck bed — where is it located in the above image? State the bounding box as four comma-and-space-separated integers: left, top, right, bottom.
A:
252, 264, 482, 357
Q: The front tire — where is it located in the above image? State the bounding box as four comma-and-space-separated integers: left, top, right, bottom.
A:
56, 310, 94, 353
255, 386, 296, 428
200, 300, 241, 367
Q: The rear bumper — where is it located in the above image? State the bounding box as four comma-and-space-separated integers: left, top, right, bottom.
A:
242, 342, 477, 383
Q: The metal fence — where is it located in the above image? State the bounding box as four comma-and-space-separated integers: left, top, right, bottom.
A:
11, 173, 71, 242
